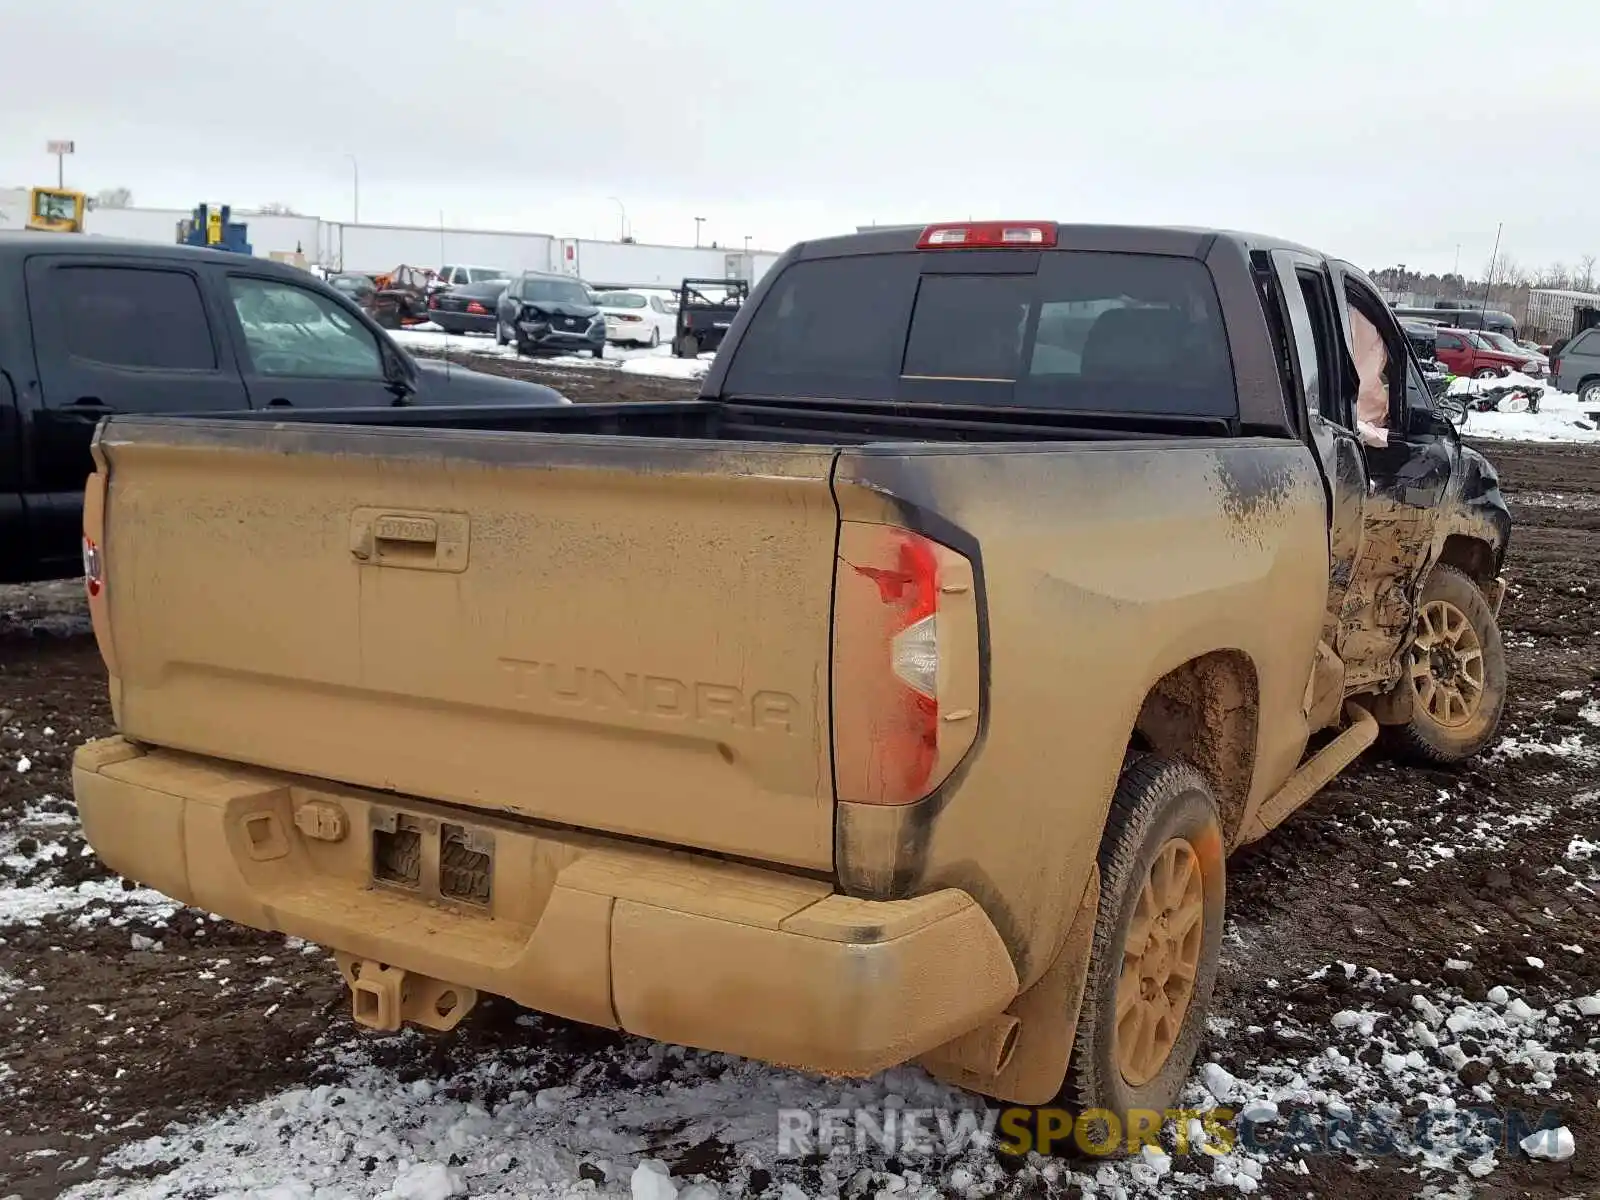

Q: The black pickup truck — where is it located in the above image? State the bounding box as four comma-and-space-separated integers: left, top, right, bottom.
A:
0, 232, 567, 582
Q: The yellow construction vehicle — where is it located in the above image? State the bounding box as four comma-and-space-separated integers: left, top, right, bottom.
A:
26, 186, 86, 233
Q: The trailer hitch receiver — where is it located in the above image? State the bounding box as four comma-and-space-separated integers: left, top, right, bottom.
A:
335, 953, 478, 1033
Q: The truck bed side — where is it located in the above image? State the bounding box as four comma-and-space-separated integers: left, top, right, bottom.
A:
831, 438, 1327, 985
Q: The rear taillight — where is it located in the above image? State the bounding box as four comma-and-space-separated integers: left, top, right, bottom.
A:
466, 301, 488, 314
833, 523, 981, 806
83, 468, 118, 678
82, 535, 103, 598
917, 221, 1057, 249
428, 295, 439, 309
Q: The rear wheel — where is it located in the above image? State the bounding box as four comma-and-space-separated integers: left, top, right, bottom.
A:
495, 320, 509, 346
1386, 565, 1506, 764
1067, 757, 1225, 1129
648, 326, 661, 349
675, 333, 700, 359
1472, 367, 1501, 380
1579, 379, 1600, 407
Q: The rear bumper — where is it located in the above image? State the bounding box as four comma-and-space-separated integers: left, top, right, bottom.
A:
73, 737, 1017, 1075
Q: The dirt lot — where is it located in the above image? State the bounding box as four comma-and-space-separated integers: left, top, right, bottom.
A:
1, 432, 1597, 1199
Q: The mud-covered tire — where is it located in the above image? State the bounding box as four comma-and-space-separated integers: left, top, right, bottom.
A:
1385, 564, 1506, 765
495, 320, 509, 346
1067, 757, 1225, 1130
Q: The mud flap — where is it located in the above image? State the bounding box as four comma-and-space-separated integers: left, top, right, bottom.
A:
335, 953, 478, 1033
919, 865, 1100, 1105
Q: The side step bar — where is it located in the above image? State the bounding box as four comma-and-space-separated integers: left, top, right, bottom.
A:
1247, 704, 1378, 838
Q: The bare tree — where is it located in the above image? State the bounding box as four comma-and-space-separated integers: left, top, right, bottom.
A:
257, 201, 300, 216
1578, 254, 1598, 294
94, 187, 133, 208
1534, 262, 1572, 290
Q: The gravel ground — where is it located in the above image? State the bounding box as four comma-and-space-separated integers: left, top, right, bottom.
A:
0, 433, 1596, 1200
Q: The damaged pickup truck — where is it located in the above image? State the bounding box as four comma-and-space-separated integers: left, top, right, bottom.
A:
73, 221, 1510, 1120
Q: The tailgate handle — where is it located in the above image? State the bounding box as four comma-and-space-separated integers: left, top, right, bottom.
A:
350, 508, 470, 573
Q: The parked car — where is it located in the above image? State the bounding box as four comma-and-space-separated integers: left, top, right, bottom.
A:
327, 272, 378, 304
426, 279, 509, 336
594, 289, 674, 348
1550, 325, 1600, 408
74, 220, 1510, 1123
1476, 330, 1547, 374
1392, 304, 1517, 337
0, 232, 567, 582
1431, 327, 1544, 379
434, 264, 508, 291
495, 271, 606, 358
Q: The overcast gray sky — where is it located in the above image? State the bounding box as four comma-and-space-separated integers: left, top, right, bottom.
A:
3, 0, 1592, 274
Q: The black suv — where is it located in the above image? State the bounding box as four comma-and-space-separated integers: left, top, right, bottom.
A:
495, 272, 606, 358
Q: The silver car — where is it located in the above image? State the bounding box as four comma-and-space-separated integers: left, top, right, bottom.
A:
1552, 327, 1600, 409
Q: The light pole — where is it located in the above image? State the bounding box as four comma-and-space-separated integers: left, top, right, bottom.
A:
743, 235, 751, 252
347, 155, 360, 225
694, 217, 705, 248
608, 196, 627, 241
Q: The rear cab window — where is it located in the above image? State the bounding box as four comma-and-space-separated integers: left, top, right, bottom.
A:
722, 250, 1237, 419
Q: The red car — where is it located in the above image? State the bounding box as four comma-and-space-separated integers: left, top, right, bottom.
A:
1431, 326, 1544, 379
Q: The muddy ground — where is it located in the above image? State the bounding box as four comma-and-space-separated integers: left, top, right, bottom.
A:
1, 429, 1597, 1199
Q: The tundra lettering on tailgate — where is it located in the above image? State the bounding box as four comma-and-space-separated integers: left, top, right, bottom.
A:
498, 657, 797, 733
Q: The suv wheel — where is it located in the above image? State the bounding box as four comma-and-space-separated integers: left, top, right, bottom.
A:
1068, 757, 1225, 1129
495, 320, 509, 347
1385, 564, 1507, 765
675, 333, 700, 359
1579, 379, 1600, 407
1472, 367, 1501, 380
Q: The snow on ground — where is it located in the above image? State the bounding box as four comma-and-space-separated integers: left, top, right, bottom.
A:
0, 795, 178, 928
390, 327, 714, 382
1450, 374, 1600, 444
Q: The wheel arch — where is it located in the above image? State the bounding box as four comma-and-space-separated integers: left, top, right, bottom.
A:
1129, 648, 1260, 849
1436, 533, 1499, 590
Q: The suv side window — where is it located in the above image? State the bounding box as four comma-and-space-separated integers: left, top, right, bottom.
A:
1436, 332, 1463, 350
1571, 330, 1600, 355
42, 265, 216, 371
227, 277, 384, 378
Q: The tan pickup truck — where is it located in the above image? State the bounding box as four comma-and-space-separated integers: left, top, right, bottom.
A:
74, 222, 1510, 1120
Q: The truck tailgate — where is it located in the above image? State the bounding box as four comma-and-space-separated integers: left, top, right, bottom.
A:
91, 419, 839, 871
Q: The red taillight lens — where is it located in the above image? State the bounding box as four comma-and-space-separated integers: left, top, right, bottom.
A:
428, 295, 439, 309
833, 523, 980, 806
466, 301, 488, 314
82, 535, 103, 598
917, 221, 1057, 250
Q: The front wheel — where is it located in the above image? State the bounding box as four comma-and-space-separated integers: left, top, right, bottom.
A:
1067, 757, 1225, 1128
592, 342, 605, 360
1385, 564, 1507, 765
